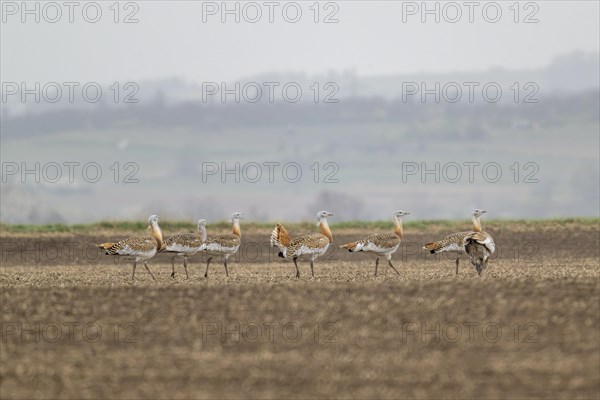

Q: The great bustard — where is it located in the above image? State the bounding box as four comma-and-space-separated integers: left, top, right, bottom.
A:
340, 210, 410, 276
198, 212, 243, 278
163, 219, 207, 279
464, 230, 496, 276
96, 214, 164, 281
422, 209, 487, 274
270, 210, 333, 278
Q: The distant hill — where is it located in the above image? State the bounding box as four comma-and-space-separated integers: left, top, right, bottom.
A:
2, 51, 598, 117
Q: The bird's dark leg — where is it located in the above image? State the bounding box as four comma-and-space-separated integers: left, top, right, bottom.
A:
455, 257, 460, 275
131, 261, 137, 281
388, 260, 400, 276
144, 261, 157, 281
374, 258, 379, 277
479, 258, 487, 276
171, 256, 177, 279
204, 257, 213, 278
293, 257, 300, 278
310, 260, 315, 278
183, 257, 189, 279
223, 256, 229, 277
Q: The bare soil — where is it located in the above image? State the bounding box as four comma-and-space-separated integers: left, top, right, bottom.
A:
1, 222, 599, 399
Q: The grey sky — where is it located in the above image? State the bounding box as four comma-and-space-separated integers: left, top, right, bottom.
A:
2, 1, 599, 84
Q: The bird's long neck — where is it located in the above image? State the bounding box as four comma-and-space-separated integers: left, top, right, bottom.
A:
472, 215, 482, 232
319, 218, 333, 243
393, 217, 404, 239
151, 223, 164, 251
232, 220, 241, 237
198, 224, 207, 242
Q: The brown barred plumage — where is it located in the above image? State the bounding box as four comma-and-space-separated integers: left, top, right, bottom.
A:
340, 211, 410, 276
96, 215, 163, 281
163, 219, 207, 279
198, 212, 243, 278
464, 231, 496, 276
422, 209, 487, 274
270, 211, 333, 278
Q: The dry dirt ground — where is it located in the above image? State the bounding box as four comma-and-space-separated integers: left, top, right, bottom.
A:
1, 222, 599, 399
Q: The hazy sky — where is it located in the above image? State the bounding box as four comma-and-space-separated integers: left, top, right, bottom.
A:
2, 1, 599, 84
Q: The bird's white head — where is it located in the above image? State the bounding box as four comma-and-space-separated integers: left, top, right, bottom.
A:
316, 210, 333, 241
231, 212, 243, 222
394, 210, 410, 218
147, 215, 159, 228
317, 210, 333, 221
473, 209, 487, 218
316, 211, 333, 226
147, 215, 163, 248
231, 212, 243, 236
197, 218, 208, 241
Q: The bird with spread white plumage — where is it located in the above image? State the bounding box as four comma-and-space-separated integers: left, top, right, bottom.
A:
340, 210, 410, 276
198, 212, 243, 278
270, 211, 333, 278
422, 209, 488, 274
163, 218, 207, 279
463, 229, 496, 276
96, 214, 164, 281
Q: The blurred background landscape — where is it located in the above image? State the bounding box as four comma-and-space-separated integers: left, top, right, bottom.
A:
1, 1, 599, 224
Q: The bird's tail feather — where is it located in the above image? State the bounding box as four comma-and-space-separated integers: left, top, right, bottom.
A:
340, 242, 360, 252
423, 241, 443, 253
270, 224, 291, 251
96, 242, 117, 255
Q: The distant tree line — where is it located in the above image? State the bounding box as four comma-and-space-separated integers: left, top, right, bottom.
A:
3, 91, 598, 138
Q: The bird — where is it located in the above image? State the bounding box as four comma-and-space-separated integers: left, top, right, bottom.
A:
422, 209, 488, 274
340, 210, 410, 276
96, 214, 164, 281
463, 230, 496, 276
163, 219, 207, 279
198, 212, 243, 278
270, 210, 333, 278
